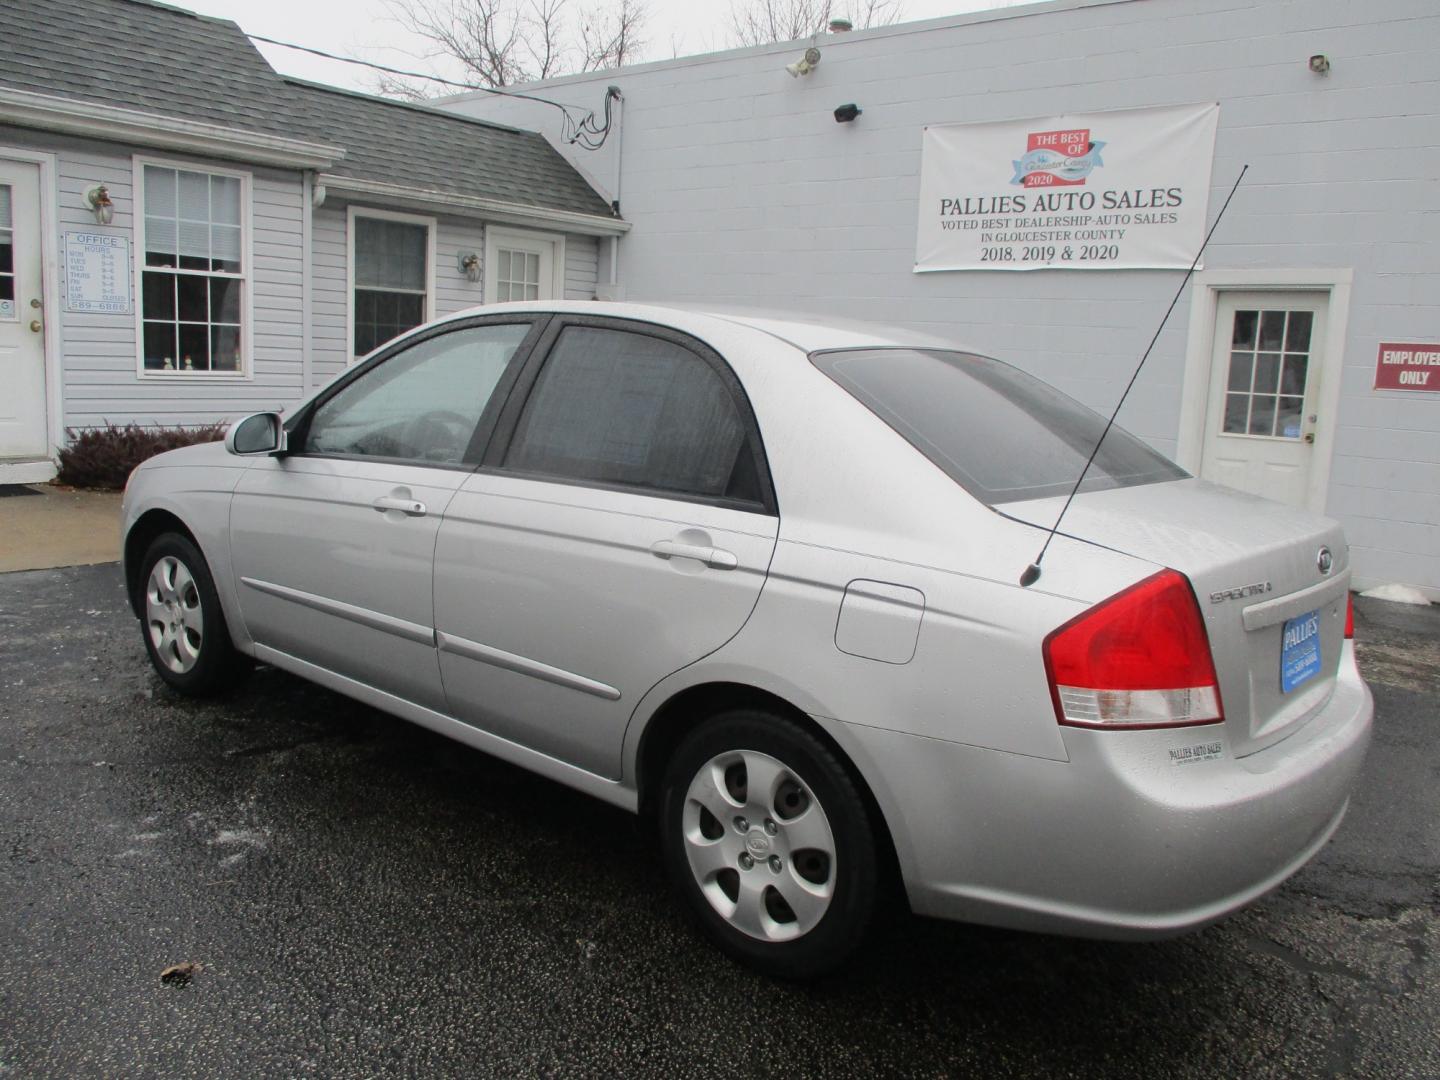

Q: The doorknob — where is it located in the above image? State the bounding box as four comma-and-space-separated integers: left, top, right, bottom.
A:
29, 319, 42, 333
650, 538, 738, 570
373, 495, 427, 516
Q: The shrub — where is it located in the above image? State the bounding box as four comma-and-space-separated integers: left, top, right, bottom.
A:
56, 422, 227, 490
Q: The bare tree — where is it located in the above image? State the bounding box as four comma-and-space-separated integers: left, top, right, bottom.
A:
378, 0, 646, 95
728, 0, 903, 47
578, 0, 647, 72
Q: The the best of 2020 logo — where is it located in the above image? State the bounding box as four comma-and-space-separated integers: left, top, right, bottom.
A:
1011, 129, 1106, 188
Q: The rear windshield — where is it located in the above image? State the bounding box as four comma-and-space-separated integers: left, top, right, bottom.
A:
813, 348, 1187, 505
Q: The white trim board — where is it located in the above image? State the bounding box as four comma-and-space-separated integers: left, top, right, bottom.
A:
319, 174, 629, 237
1176, 268, 1353, 515
0, 145, 63, 464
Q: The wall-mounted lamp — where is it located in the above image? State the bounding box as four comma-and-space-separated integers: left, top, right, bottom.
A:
85, 184, 114, 226
1308, 54, 1331, 74
786, 47, 821, 77
458, 252, 481, 283
834, 103, 862, 123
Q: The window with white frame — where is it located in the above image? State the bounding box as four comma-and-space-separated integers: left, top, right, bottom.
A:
140, 163, 246, 374
353, 215, 431, 356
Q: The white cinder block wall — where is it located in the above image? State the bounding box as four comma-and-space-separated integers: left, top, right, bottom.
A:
442, 0, 1440, 595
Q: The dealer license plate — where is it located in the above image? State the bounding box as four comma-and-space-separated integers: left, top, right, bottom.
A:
1281, 608, 1322, 693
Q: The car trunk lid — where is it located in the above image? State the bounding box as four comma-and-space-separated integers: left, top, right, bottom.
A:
1007, 478, 1349, 756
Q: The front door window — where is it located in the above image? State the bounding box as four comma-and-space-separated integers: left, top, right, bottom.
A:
1222, 308, 1314, 440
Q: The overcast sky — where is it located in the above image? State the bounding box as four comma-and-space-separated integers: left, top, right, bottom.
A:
178, 0, 1023, 94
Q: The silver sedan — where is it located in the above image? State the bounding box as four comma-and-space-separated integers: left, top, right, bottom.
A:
121, 302, 1372, 978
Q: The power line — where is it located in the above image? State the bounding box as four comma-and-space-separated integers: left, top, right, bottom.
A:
245, 32, 618, 149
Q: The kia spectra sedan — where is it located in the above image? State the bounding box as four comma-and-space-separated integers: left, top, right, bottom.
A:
121, 302, 1372, 978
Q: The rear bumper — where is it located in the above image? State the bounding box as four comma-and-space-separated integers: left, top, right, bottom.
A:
829, 644, 1373, 939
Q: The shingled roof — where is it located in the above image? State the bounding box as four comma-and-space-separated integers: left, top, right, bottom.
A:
0, 0, 616, 220
284, 80, 613, 218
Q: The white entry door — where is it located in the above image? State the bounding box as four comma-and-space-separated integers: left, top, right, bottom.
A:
0, 159, 48, 460
1199, 291, 1329, 507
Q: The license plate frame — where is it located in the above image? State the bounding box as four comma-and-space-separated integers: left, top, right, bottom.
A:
1281, 608, 1322, 693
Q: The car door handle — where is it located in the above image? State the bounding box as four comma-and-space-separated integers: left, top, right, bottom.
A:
373, 495, 427, 517
649, 539, 738, 570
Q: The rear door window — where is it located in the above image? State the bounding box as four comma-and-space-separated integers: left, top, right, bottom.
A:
813, 348, 1186, 504
501, 325, 768, 507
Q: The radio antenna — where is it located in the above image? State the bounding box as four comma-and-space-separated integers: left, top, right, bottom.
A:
1019, 164, 1249, 588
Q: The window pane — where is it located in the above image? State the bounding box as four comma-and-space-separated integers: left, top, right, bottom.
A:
177, 170, 209, 222
1254, 352, 1281, 394
145, 167, 176, 217
355, 217, 426, 290
1231, 310, 1257, 348
525, 252, 540, 284
212, 225, 241, 272
210, 175, 241, 225
1276, 397, 1304, 439
1281, 354, 1308, 396
143, 321, 176, 370
179, 323, 209, 371
1226, 351, 1253, 392
1258, 311, 1285, 351
1285, 311, 1313, 352
210, 277, 241, 324
146, 216, 177, 263
1248, 395, 1277, 436
814, 349, 1187, 505
211, 325, 241, 371
1223, 393, 1249, 434
306, 323, 531, 463
142, 271, 175, 320
354, 288, 425, 355
179, 219, 209, 263
506, 327, 755, 501
177, 275, 207, 322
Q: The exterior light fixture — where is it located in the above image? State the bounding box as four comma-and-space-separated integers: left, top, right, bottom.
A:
1308, 54, 1330, 74
834, 103, 862, 123
786, 47, 822, 77
458, 252, 481, 282
85, 184, 114, 226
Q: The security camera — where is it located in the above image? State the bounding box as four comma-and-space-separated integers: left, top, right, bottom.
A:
786, 47, 822, 77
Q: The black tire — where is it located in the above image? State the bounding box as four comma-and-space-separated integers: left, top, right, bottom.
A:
659, 709, 880, 979
136, 532, 251, 696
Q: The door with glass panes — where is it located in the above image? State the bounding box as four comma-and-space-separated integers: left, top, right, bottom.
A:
1199, 292, 1328, 508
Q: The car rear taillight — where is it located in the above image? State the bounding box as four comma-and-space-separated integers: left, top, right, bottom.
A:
1043, 569, 1224, 729
1344, 593, 1354, 639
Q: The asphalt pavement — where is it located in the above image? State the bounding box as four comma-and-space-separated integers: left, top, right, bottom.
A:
1, 563, 1436, 1078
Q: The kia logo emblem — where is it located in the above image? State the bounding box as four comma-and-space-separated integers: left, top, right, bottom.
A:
1317, 547, 1333, 575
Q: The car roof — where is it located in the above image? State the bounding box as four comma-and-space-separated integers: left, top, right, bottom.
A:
439, 300, 972, 355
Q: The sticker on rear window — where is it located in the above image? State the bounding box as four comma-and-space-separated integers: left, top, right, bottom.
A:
1281, 609, 1322, 693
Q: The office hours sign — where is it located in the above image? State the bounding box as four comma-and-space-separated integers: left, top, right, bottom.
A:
915, 103, 1220, 272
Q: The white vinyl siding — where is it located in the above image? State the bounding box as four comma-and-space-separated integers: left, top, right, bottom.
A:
0, 125, 306, 428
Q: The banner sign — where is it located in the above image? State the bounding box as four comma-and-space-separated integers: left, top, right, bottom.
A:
915, 103, 1220, 272
1375, 342, 1440, 392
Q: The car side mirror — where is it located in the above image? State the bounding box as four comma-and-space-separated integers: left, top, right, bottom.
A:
225, 412, 287, 457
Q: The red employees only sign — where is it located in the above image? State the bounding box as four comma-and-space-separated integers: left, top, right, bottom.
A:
1375, 342, 1440, 392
